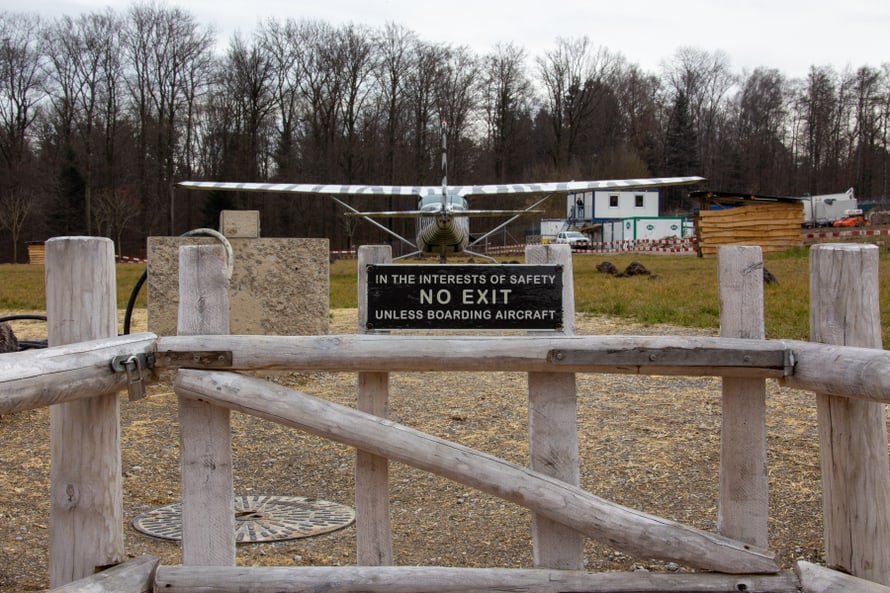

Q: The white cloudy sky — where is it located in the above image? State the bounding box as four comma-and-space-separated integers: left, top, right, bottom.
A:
11, 0, 890, 78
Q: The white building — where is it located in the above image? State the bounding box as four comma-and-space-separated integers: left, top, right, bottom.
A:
568, 190, 660, 221
601, 217, 686, 243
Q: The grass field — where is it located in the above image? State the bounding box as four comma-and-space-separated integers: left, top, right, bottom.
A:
3, 247, 889, 346
334, 248, 890, 345
0, 263, 148, 311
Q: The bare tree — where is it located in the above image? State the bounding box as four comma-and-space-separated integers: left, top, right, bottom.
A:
613, 63, 662, 176
222, 32, 276, 181
733, 67, 791, 192
296, 20, 345, 182
260, 18, 304, 182
660, 47, 735, 180
880, 64, 890, 200
124, 3, 214, 234
851, 66, 883, 196
375, 22, 415, 184
0, 12, 45, 177
479, 43, 534, 182
798, 65, 838, 193
43, 11, 123, 235
0, 189, 32, 262
536, 36, 622, 174
336, 24, 377, 182
435, 45, 479, 181
404, 40, 445, 184
92, 186, 139, 254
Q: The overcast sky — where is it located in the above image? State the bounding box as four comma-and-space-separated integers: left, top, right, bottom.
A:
10, 0, 890, 79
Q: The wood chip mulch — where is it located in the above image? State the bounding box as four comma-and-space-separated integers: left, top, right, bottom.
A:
1, 309, 829, 591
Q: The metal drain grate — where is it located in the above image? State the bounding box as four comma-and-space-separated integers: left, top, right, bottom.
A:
131, 494, 355, 543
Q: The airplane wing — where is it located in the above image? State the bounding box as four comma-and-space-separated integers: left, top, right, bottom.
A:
177, 181, 439, 197
449, 176, 706, 197
177, 176, 705, 197
345, 209, 544, 218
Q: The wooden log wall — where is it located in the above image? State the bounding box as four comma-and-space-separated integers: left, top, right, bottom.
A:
696, 202, 803, 256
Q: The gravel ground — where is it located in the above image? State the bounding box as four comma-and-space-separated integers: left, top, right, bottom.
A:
1, 309, 828, 591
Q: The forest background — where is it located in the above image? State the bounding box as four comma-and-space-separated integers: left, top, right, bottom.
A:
1, 5, 889, 261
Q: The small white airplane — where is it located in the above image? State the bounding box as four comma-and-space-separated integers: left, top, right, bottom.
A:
178, 122, 705, 262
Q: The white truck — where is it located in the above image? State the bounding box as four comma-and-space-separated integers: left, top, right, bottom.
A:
553, 230, 591, 250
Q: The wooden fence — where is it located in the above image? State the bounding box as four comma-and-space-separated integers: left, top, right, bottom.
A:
3, 237, 890, 592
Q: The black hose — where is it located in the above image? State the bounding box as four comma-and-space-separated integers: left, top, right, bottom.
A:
0, 314, 46, 323
123, 270, 147, 335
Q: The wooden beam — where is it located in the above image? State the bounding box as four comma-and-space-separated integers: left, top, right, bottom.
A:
154, 334, 793, 377
174, 369, 779, 574
154, 333, 890, 404
0, 333, 157, 415
155, 565, 801, 593
796, 561, 890, 593
47, 556, 158, 593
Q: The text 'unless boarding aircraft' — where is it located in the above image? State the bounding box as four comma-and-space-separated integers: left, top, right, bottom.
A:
178, 122, 705, 262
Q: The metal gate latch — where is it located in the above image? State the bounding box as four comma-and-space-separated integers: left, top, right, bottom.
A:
111, 353, 154, 401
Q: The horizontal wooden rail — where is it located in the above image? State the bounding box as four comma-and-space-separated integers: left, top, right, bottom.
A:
155, 565, 801, 593
47, 555, 157, 593
175, 368, 779, 574
5, 333, 890, 413
780, 341, 890, 403
156, 334, 794, 377
0, 333, 157, 415
155, 333, 890, 402
795, 561, 890, 593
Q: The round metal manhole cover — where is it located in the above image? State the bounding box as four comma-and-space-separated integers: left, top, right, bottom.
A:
131, 495, 355, 543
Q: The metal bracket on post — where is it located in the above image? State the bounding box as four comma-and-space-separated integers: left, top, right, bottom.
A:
111, 353, 154, 401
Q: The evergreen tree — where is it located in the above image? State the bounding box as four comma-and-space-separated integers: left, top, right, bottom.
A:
47, 147, 86, 236
663, 91, 699, 213
664, 91, 699, 175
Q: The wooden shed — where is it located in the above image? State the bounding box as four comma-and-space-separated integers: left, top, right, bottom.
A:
692, 191, 804, 257
26, 241, 46, 265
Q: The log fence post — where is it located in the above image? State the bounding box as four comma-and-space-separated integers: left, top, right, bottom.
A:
810, 244, 890, 585
46, 237, 124, 587
356, 245, 393, 565
717, 246, 768, 547
176, 243, 235, 566
525, 244, 582, 569
811, 243, 890, 584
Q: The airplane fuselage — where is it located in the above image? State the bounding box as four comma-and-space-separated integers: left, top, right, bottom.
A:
417, 194, 470, 256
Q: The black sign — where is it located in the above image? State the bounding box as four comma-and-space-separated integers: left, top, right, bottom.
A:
365, 264, 563, 331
